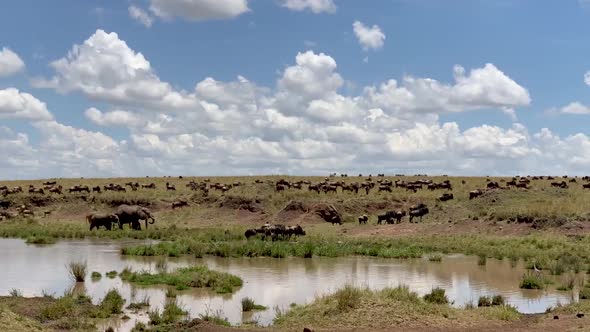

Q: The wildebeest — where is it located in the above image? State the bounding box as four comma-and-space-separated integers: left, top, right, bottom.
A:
469, 189, 484, 200
409, 204, 429, 223
378, 185, 392, 193
172, 200, 189, 209
166, 182, 176, 191
438, 193, 454, 202
92, 186, 101, 193
377, 210, 406, 224
551, 181, 568, 189
87, 213, 119, 231
358, 215, 368, 224
69, 185, 90, 193
141, 183, 156, 189
244, 224, 306, 240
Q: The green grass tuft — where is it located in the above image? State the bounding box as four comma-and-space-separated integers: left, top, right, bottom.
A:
241, 297, 267, 312
423, 288, 448, 304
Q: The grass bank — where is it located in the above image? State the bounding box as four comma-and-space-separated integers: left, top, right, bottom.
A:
274, 285, 520, 330
120, 266, 243, 294
122, 233, 590, 273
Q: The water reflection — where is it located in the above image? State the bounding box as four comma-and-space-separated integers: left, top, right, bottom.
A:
0, 239, 578, 331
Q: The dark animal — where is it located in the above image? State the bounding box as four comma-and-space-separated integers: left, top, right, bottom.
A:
115, 205, 155, 230
172, 200, 189, 209
87, 213, 119, 231
551, 181, 568, 189
377, 210, 406, 224
92, 186, 101, 193
438, 193, 454, 201
409, 204, 429, 223
469, 189, 484, 200
166, 182, 176, 191
358, 215, 368, 224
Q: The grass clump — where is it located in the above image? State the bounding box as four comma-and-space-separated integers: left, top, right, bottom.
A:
97, 289, 125, 317
579, 287, 590, 300
427, 253, 443, 262
149, 301, 187, 325
105, 270, 117, 279
492, 295, 505, 306
519, 272, 546, 289
478, 296, 491, 307
165, 289, 176, 298
477, 255, 487, 266
334, 285, 363, 311
241, 297, 267, 312
120, 265, 243, 294
127, 295, 150, 310
483, 305, 520, 321
8, 289, 22, 297
199, 310, 231, 327
91, 271, 101, 280
423, 288, 448, 304
68, 261, 87, 282
25, 235, 56, 245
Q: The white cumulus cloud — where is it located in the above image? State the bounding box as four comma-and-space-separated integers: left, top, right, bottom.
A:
282, 0, 336, 14
0, 88, 53, 121
353, 21, 386, 51
0, 47, 25, 77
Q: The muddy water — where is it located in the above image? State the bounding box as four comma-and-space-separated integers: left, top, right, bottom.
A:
0, 239, 578, 331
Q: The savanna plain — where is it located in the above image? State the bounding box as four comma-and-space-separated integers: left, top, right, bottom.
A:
2, 174, 590, 332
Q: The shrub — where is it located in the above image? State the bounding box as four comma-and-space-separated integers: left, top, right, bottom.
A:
492, 295, 505, 306
241, 297, 267, 312
98, 289, 125, 316
428, 253, 443, 262
68, 261, 87, 282
477, 255, 487, 266
334, 285, 363, 311
9, 289, 22, 297
478, 296, 491, 307
519, 272, 545, 289
423, 287, 448, 304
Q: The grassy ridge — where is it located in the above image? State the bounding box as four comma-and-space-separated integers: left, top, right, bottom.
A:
274, 285, 520, 330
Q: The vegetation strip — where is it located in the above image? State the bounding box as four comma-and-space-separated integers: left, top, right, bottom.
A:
120, 265, 243, 294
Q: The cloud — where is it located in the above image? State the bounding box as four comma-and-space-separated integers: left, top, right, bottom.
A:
149, 0, 250, 21
0, 88, 53, 121
32, 29, 200, 111
553, 101, 590, 114
129, 5, 154, 27
4, 31, 561, 178
282, 0, 336, 13
353, 21, 386, 51
85, 107, 145, 127
0, 47, 25, 77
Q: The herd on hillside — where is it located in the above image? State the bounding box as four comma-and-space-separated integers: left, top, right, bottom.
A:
1, 174, 590, 238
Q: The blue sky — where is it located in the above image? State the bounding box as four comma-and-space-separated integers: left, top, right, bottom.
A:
1, 0, 590, 178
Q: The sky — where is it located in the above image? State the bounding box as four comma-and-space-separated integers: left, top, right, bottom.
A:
2, 0, 590, 179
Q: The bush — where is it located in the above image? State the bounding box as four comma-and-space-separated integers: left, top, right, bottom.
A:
98, 289, 125, 317
519, 272, 545, 289
428, 253, 443, 262
492, 295, 505, 306
241, 297, 267, 312
423, 288, 448, 304
334, 285, 363, 311
68, 261, 87, 282
478, 296, 491, 307
8, 289, 22, 297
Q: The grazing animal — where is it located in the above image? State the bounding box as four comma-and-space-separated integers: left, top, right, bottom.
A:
358, 215, 368, 224
409, 204, 429, 223
551, 181, 568, 189
48, 186, 63, 195
166, 182, 176, 191
583, 183, 590, 189
377, 210, 406, 224
92, 186, 101, 193
87, 213, 119, 231
141, 183, 156, 189
438, 193, 454, 202
469, 189, 484, 200
172, 200, 189, 209
378, 185, 392, 193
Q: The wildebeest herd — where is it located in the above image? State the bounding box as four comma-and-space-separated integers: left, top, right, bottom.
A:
1, 173, 589, 233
